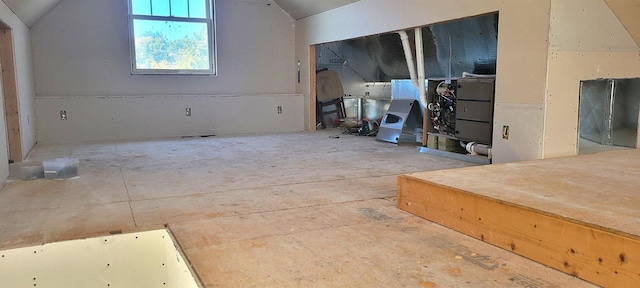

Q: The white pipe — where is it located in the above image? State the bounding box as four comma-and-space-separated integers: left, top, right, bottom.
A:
415, 27, 428, 109
463, 141, 492, 159
396, 30, 419, 90
397, 30, 429, 109
462, 72, 496, 78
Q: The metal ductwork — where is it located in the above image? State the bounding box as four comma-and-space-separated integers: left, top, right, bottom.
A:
315, 13, 498, 81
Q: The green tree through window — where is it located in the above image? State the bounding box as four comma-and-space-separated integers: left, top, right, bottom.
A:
129, 0, 216, 74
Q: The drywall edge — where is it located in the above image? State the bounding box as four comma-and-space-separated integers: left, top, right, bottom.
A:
0, 228, 202, 287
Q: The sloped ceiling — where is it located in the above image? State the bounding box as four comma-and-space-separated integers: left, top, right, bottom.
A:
604, 0, 640, 47
267, 0, 360, 19
2, 0, 62, 27
2, 0, 359, 27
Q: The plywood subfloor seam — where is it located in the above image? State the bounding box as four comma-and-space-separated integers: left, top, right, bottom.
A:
120, 167, 137, 228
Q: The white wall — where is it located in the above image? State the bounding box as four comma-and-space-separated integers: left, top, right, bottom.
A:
13, 22, 37, 159
543, 0, 640, 158
36, 94, 304, 143
32, 0, 301, 143
0, 2, 37, 180
296, 0, 551, 163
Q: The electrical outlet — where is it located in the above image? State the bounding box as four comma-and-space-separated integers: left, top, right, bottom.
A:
186, 108, 192, 117
277, 106, 283, 114
502, 125, 509, 139
60, 110, 67, 120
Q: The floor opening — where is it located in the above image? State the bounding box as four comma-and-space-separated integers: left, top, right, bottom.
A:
0, 228, 202, 287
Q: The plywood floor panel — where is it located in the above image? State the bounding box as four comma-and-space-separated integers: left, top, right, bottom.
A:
1, 167, 128, 212
0, 130, 596, 287
178, 203, 594, 287
131, 176, 397, 226
0, 202, 135, 248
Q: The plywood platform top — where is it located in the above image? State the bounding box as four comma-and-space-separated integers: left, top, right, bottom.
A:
404, 149, 640, 238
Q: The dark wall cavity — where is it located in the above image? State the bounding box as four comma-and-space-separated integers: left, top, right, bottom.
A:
316, 13, 499, 81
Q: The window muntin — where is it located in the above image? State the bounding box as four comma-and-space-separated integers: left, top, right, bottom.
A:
129, 0, 216, 75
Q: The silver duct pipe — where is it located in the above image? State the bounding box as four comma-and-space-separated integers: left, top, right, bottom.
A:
396, 29, 429, 108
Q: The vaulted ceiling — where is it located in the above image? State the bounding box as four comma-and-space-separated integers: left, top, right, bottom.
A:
604, 0, 640, 46
5, 0, 634, 45
1, 0, 359, 27
272, 0, 359, 19
2, 0, 61, 27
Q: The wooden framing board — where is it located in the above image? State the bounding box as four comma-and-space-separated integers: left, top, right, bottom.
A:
0, 29, 22, 162
421, 108, 428, 147
398, 174, 640, 287
309, 45, 316, 131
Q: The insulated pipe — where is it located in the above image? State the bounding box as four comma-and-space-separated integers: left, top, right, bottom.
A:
462, 141, 493, 159
396, 30, 419, 90
415, 27, 428, 108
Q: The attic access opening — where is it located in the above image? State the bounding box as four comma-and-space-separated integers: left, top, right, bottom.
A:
578, 78, 640, 154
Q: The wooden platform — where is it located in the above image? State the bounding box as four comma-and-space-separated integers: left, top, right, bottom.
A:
398, 149, 640, 288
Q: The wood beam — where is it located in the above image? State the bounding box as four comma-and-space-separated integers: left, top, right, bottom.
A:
0, 29, 22, 162
309, 45, 316, 131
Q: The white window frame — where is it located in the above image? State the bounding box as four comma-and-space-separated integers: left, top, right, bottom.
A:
128, 0, 218, 75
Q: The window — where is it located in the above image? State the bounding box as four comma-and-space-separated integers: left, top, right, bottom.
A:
128, 0, 217, 75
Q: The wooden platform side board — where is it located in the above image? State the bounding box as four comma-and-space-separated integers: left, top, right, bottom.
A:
397, 175, 640, 288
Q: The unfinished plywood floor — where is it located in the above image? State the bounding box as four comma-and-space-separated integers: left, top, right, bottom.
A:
0, 130, 595, 287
